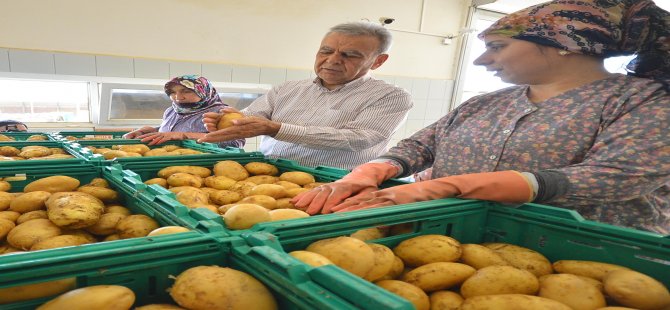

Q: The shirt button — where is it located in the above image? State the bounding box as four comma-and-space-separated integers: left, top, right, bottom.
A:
524, 108, 532, 113
489, 155, 497, 160
503, 129, 511, 134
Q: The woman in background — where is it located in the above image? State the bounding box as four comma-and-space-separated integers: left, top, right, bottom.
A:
293, 0, 670, 234
124, 75, 245, 148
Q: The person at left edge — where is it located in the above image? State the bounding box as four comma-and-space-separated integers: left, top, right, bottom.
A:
123, 75, 245, 148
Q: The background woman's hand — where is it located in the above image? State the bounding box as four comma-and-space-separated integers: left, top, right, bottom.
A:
138, 132, 187, 145
123, 126, 157, 139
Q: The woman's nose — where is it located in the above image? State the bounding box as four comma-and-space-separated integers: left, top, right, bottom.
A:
473, 53, 490, 66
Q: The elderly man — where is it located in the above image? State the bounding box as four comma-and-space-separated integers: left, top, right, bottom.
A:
199, 21, 413, 170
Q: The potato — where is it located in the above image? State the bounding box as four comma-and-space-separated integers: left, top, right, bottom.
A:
46, 192, 105, 229
102, 150, 130, 159
364, 243, 396, 282
539, 274, 606, 310
167, 173, 203, 188
245, 175, 280, 185
268, 209, 310, 221
103, 234, 121, 242
175, 188, 209, 208
161, 145, 181, 152
135, 304, 185, 310
460, 243, 510, 269
0, 218, 15, 240
158, 166, 211, 178
209, 190, 242, 206
552, 260, 631, 280
19, 146, 51, 158
603, 269, 670, 310
275, 198, 296, 209
229, 181, 256, 197
484, 243, 552, 277
0, 211, 21, 222
460, 294, 572, 310
7, 218, 62, 250
16, 210, 48, 224
144, 178, 168, 188
30, 234, 93, 251
203, 176, 236, 190
9, 191, 51, 213
143, 148, 169, 157
27, 135, 48, 141
147, 226, 190, 236
213, 160, 249, 180
402, 262, 476, 292
85, 212, 126, 235
279, 171, 315, 186
274, 181, 301, 190
429, 290, 463, 310
244, 162, 279, 176
376, 280, 429, 310
216, 112, 245, 129
0, 146, 20, 157
116, 214, 159, 239
76, 186, 119, 202
289, 250, 334, 267
248, 184, 287, 199
223, 204, 271, 230
306, 236, 375, 278
61, 229, 97, 243
350, 227, 387, 241
393, 235, 462, 267
37, 285, 135, 310
285, 187, 310, 198
377, 255, 405, 281
170, 265, 277, 310
24, 176, 80, 193
218, 204, 237, 215
0, 180, 11, 192
0, 243, 23, 255
0, 191, 12, 211
104, 205, 132, 216
0, 278, 76, 305
239, 195, 277, 209
460, 265, 539, 298
118, 144, 150, 154
87, 178, 110, 188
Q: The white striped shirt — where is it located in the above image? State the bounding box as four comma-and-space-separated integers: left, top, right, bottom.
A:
243, 75, 413, 170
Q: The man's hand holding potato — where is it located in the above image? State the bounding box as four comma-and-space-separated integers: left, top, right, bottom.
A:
198, 107, 282, 143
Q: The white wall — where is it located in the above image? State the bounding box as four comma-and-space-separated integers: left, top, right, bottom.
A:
0, 0, 469, 79
0, 0, 472, 152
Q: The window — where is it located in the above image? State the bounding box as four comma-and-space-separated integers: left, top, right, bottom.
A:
0, 79, 90, 122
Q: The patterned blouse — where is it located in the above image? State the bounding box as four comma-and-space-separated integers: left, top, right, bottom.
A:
383, 74, 670, 234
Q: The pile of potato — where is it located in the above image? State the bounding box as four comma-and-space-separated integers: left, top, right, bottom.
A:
144, 161, 325, 230
29, 264, 277, 310
64, 135, 115, 141
0, 175, 188, 256
86, 144, 206, 159
0, 134, 48, 142
290, 228, 670, 310
0, 145, 73, 161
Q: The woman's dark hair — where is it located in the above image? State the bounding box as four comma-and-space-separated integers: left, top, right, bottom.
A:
0, 120, 28, 132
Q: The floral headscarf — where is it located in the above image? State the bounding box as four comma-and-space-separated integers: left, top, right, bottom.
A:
479, 0, 670, 81
164, 75, 222, 114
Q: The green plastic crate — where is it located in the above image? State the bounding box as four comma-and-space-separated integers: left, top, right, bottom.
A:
49, 131, 133, 142
0, 141, 91, 172
0, 235, 401, 309
61, 139, 245, 166
242, 199, 670, 288
0, 132, 55, 142
118, 156, 406, 235
0, 165, 220, 299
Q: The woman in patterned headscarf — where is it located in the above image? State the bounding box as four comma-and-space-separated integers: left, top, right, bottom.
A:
124, 75, 245, 148
293, 0, 670, 234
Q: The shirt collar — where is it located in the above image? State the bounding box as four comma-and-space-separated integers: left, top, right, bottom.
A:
313, 75, 372, 91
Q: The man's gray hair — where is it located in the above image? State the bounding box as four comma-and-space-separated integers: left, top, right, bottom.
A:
327, 22, 393, 54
